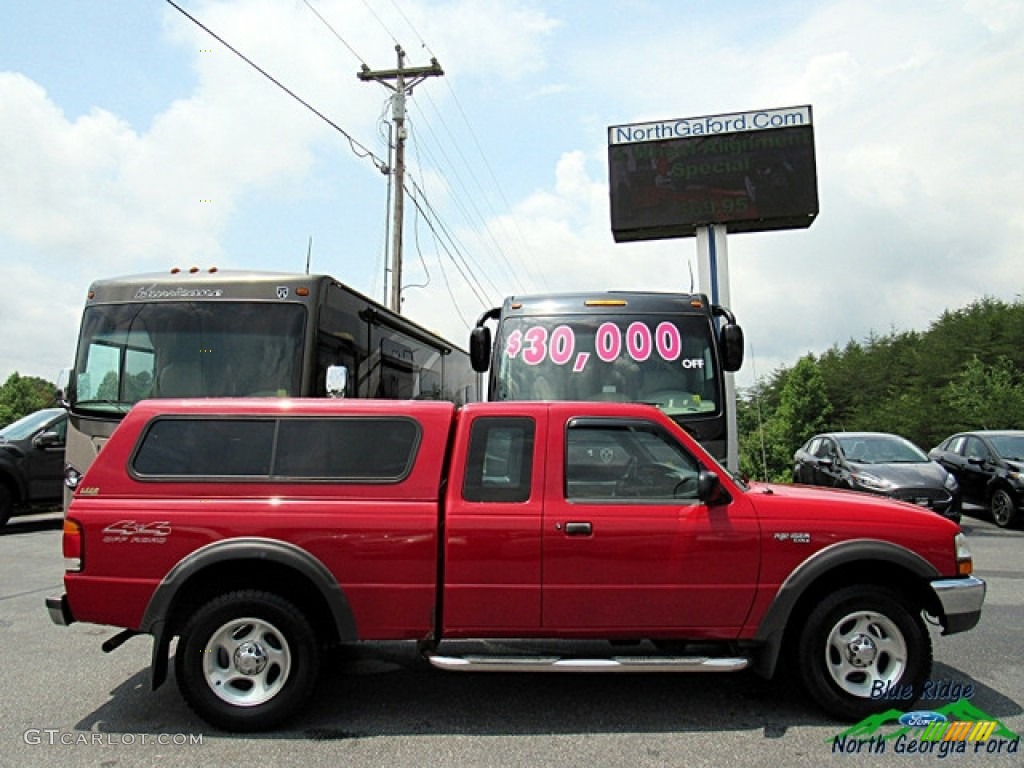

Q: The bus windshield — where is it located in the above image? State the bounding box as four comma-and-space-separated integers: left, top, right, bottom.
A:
492, 314, 721, 418
71, 302, 307, 414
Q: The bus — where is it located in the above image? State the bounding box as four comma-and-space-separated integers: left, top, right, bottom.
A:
64, 268, 480, 495
468, 292, 743, 462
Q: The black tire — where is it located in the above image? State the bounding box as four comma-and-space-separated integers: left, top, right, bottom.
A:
794, 585, 931, 721
990, 488, 1018, 528
0, 485, 12, 528
175, 590, 320, 732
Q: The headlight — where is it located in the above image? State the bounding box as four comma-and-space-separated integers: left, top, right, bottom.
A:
64, 464, 82, 491
851, 471, 892, 492
944, 472, 959, 491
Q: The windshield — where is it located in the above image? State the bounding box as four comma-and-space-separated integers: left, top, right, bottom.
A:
0, 408, 63, 440
836, 434, 928, 464
988, 434, 1024, 461
71, 302, 306, 414
493, 314, 720, 418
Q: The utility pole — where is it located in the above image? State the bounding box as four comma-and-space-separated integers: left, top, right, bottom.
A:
359, 46, 443, 313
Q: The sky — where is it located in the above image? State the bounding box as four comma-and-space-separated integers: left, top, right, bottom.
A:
1, 0, 1021, 391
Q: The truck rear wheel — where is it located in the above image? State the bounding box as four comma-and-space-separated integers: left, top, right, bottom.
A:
175, 590, 320, 731
795, 585, 931, 721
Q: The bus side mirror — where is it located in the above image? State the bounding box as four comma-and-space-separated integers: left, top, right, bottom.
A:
470, 326, 492, 373
55, 367, 72, 408
719, 323, 744, 372
326, 365, 349, 398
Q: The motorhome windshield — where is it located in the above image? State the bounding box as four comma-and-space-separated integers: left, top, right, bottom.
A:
71, 302, 306, 413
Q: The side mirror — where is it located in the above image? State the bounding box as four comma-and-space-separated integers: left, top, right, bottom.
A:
33, 431, 64, 450
325, 365, 349, 398
817, 456, 835, 468
719, 323, 744, 372
55, 367, 72, 408
697, 469, 728, 505
469, 326, 492, 373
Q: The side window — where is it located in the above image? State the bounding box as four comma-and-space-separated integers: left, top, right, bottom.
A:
566, 421, 700, 502
274, 418, 418, 480
462, 417, 535, 503
133, 418, 275, 477
964, 437, 989, 462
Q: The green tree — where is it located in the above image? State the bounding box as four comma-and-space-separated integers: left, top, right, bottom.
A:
0, 373, 58, 426
943, 356, 1024, 431
739, 357, 831, 482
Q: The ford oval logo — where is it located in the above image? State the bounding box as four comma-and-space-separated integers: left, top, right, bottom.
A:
899, 711, 948, 727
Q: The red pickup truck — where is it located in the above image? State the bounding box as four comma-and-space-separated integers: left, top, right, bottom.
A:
47, 398, 985, 732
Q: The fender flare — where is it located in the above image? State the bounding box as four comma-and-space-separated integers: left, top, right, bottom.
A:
141, 537, 358, 689
750, 538, 941, 678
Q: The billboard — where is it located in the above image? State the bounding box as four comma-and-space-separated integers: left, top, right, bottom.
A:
608, 105, 818, 242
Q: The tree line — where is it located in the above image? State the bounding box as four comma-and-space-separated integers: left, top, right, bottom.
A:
737, 296, 1024, 482
0, 373, 60, 427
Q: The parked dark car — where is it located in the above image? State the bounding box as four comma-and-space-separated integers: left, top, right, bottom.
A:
0, 407, 67, 528
928, 430, 1024, 528
794, 431, 961, 521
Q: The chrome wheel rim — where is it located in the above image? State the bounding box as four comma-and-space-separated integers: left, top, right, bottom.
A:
202, 617, 292, 707
992, 492, 1013, 527
824, 609, 908, 698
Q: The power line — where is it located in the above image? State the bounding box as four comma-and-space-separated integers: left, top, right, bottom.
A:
164, 0, 388, 173
380, 0, 548, 294
301, 0, 369, 70
405, 115, 507, 301
360, 0, 401, 46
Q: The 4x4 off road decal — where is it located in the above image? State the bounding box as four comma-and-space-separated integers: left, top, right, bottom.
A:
102, 520, 171, 544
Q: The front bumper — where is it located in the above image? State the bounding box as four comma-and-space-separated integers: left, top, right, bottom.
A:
930, 576, 986, 635
46, 593, 75, 626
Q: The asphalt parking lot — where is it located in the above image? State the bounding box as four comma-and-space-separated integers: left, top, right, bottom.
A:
1, 507, 1021, 768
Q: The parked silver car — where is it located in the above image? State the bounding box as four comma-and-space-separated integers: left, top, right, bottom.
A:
794, 431, 960, 521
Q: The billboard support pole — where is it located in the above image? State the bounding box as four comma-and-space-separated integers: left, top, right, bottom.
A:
696, 224, 739, 472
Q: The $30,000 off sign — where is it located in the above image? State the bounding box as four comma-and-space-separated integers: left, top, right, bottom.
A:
504, 322, 707, 373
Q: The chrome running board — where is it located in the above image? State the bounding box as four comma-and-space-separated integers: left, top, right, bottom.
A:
425, 653, 748, 673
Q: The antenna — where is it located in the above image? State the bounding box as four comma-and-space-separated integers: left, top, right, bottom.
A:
306, 236, 312, 275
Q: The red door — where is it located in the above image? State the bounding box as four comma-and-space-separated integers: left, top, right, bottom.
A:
541, 415, 760, 636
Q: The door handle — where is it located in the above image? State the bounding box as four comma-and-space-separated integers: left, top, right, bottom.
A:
564, 521, 592, 536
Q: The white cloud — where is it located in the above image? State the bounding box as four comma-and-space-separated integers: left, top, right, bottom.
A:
0, 0, 1022, 395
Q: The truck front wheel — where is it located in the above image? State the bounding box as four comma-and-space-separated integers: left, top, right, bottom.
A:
175, 590, 320, 731
795, 585, 931, 721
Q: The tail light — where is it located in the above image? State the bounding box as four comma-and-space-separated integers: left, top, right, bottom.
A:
63, 518, 82, 572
